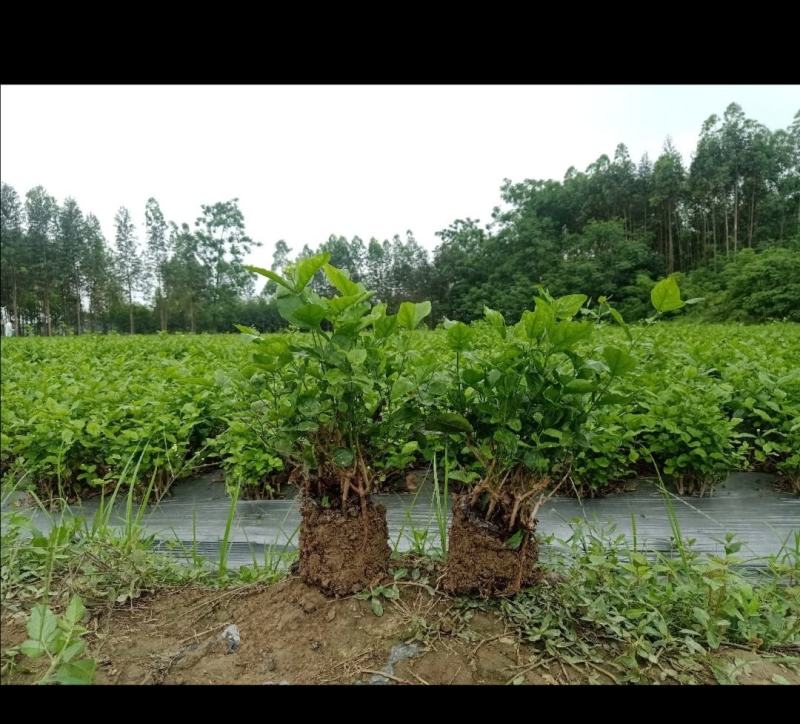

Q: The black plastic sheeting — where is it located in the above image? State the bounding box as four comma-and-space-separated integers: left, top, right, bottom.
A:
4, 472, 798, 570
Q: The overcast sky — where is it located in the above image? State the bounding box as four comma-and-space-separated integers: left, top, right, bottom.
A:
1, 85, 797, 274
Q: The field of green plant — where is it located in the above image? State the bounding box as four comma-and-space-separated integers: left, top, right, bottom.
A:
2, 264, 799, 685
1, 318, 798, 502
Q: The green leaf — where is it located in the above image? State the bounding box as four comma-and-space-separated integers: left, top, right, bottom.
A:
373, 313, 397, 338
506, 530, 524, 550
275, 294, 305, 326
327, 292, 372, 315
333, 448, 354, 467
391, 376, 416, 401
19, 640, 45, 658
692, 607, 710, 626
293, 303, 328, 329
53, 659, 96, 685
602, 346, 637, 378
277, 295, 326, 329
598, 392, 629, 405
346, 348, 367, 367
86, 421, 102, 436
323, 264, 362, 296
553, 294, 587, 320
27, 604, 58, 643
445, 320, 472, 352
521, 302, 554, 340
397, 301, 432, 330
60, 640, 86, 663
650, 276, 685, 313
293, 252, 331, 291
427, 413, 473, 435
243, 265, 294, 291
565, 379, 596, 394
608, 307, 632, 341
549, 320, 593, 351
64, 596, 86, 625
483, 306, 506, 337
256, 339, 292, 368
371, 598, 384, 617
461, 367, 484, 386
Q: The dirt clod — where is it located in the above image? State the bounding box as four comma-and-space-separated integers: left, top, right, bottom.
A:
299, 497, 390, 596
442, 496, 541, 597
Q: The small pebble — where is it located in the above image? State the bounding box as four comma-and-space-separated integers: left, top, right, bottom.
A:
219, 624, 240, 653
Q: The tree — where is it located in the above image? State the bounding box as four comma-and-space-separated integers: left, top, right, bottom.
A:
386, 231, 431, 307
259, 239, 293, 299
57, 198, 85, 333
271, 239, 292, 274
364, 237, 391, 304
0, 183, 25, 334
193, 199, 259, 330
25, 186, 59, 335
114, 206, 144, 334
82, 214, 115, 332
652, 138, 686, 274
163, 223, 206, 333
145, 197, 170, 331
609, 144, 636, 235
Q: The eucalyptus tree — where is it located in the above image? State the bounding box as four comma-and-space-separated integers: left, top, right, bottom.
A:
114, 206, 144, 334
25, 186, 59, 335
0, 182, 25, 334
652, 138, 686, 274
145, 197, 170, 331
57, 197, 85, 333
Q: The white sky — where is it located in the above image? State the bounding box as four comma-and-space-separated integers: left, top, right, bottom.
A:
2, 85, 797, 278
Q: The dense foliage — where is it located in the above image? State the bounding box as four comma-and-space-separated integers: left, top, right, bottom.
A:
2, 318, 798, 501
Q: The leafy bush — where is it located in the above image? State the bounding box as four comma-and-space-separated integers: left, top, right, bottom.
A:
630, 366, 746, 495
683, 243, 800, 322
243, 255, 431, 507
426, 289, 642, 538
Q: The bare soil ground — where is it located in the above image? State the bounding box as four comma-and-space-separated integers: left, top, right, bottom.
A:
2, 569, 798, 685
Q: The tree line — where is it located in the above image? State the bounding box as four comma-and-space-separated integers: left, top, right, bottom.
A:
0, 191, 260, 335
2, 103, 798, 335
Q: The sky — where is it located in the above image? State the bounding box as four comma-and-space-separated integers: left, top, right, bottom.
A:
1, 85, 797, 275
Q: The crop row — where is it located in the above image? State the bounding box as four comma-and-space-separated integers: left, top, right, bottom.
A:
1, 322, 798, 500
